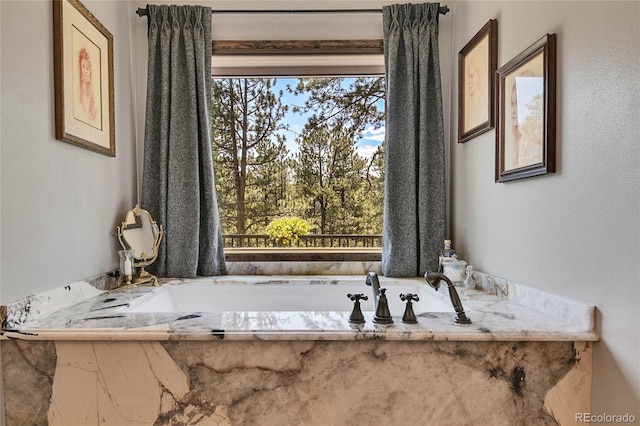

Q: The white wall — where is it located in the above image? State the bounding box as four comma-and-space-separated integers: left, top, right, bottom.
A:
450, 0, 639, 414
0, 0, 138, 303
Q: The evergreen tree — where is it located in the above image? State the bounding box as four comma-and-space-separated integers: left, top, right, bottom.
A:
293, 125, 367, 234
361, 145, 385, 235
291, 77, 385, 236
291, 77, 384, 135
210, 78, 290, 235
210, 76, 385, 246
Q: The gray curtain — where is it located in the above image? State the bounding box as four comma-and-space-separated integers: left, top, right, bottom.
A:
141, 5, 226, 277
382, 3, 445, 277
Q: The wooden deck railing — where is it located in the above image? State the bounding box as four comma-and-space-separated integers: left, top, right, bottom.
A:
223, 234, 382, 248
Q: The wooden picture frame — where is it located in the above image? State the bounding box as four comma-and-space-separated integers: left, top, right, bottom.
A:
458, 19, 498, 143
495, 34, 556, 182
53, 0, 115, 157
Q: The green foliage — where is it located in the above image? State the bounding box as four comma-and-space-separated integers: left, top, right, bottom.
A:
210, 78, 290, 234
291, 77, 385, 135
210, 77, 385, 241
288, 77, 385, 235
293, 125, 368, 233
266, 217, 312, 246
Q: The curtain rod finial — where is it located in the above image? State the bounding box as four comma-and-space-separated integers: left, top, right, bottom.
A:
136, 7, 148, 17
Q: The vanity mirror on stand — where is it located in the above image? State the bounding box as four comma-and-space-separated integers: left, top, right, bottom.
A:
116, 205, 163, 287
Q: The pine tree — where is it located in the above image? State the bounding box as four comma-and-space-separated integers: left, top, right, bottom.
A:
293, 125, 367, 234
291, 77, 385, 236
291, 77, 384, 135
210, 76, 385, 247
210, 78, 290, 235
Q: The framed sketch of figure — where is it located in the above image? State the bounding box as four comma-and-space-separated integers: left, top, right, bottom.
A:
53, 0, 115, 156
496, 34, 557, 182
458, 19, 498, 143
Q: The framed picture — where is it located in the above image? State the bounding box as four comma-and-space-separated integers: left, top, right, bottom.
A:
53, 0, 115, 157
495, 34, 556, 182
458, 19, 498, 143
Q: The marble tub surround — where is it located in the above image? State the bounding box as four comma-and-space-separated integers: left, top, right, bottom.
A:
1, 273, 596, 425
470, 270, 595, 331
1, 273, 121, 330
2, 339, 592, 425
1, 275, 597, 342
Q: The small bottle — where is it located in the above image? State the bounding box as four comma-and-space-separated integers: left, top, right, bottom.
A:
442, 240, 456, 258
118, 249, 135, 286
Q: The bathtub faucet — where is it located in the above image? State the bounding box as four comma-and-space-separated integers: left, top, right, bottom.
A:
365, 272, 393, 324
424, 272, 472, 324
365, 272, 381, 311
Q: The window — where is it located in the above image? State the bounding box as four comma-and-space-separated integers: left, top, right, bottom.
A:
210, 42, 385, 261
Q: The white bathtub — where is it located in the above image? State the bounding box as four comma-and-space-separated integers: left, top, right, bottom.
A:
124, 276, 453, 315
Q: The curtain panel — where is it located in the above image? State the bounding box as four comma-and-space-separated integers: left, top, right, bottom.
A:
381, 3, 446, 277
141, 5, 226, 277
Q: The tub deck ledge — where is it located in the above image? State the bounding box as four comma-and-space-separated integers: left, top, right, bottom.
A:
1, 274, 598, 342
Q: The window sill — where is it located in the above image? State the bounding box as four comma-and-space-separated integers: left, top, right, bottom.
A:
224, 247, 381, 262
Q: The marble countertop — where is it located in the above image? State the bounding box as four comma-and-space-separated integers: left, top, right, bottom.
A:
1, 274, 598, 342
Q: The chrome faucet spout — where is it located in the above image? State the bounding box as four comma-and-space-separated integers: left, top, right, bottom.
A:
365, 272, 381, 311
425, 272, 472, 324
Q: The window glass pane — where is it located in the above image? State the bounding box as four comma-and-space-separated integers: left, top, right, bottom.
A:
211, 77, 384, 249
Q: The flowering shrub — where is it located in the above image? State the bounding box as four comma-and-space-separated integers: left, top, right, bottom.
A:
266, 217, 311, 246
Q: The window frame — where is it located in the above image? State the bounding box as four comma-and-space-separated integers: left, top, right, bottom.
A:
211, 40, 384, 262
211, 39, 384, 77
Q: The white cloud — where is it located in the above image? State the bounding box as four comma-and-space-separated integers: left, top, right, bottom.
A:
366, 126, 386, 135
362, 125, 386, 143
356, 144, 379, 160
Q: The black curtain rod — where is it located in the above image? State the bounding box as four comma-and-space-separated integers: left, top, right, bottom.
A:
136, 5, 449, 17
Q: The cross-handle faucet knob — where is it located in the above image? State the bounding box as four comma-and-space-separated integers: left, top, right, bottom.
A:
373, 288, 393, 324
347, 293, 368, 324
400, 293, 420, 324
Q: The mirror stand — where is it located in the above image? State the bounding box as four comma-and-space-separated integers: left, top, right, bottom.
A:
130, 250, 162, 287
116, 205, 164, 287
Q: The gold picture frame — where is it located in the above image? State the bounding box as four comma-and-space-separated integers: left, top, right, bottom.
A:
496, 34, 557, 182
53, 0, 115, 157
458, 19, 498, 143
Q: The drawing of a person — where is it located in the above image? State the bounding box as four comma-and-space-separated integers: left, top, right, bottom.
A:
77, 47, 98, 123
464, 38, 489, 131
508, 70, 538, 169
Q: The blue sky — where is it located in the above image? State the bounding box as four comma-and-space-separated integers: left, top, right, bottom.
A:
273, 78, 384, 160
